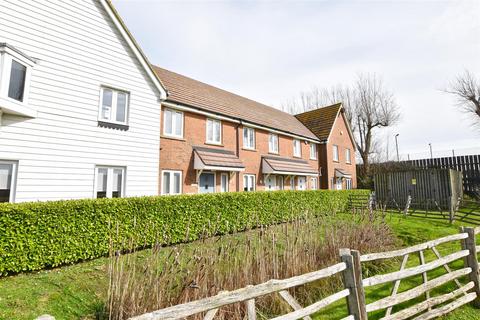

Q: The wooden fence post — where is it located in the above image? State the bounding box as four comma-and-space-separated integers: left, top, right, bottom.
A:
460, 227, 480, 307
340, 248, 368, 320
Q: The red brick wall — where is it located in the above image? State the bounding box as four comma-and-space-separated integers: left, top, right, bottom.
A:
320, 112, 357, 189
159, 106, 321, 194
238, 126, 319, 191
159, 108, 239, 194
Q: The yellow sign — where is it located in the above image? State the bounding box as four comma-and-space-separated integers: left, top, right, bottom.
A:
411, 178, 417, 185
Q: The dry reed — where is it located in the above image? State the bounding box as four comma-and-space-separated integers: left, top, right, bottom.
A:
105, 210, 395, 319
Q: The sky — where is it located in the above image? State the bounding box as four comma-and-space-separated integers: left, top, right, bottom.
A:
113, 0, 480, 160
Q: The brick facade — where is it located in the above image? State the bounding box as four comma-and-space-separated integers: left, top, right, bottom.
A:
320, 112, 357, 190
159, 106, 321, 194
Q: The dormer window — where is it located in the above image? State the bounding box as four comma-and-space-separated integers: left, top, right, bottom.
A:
0, 43, 36, 118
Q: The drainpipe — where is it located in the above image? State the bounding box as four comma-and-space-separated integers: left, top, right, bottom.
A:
235, 122, 241, 192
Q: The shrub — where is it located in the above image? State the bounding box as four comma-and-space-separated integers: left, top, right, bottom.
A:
0, 189, 369, 275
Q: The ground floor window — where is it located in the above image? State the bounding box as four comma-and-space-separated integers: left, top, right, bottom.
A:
96, 166, 125, 198
162, 170, 182, 195
290, 177, 295, 190
243, 174, 255, 192
278, 176, 284, 190
0, 161, 17, 203
310, 177, 318, 190
297, 176, 306, 190
346, 178, 352, 190
220, 173, 229, 192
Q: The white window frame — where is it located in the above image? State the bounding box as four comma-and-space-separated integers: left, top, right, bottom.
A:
243, 174, 256, 192
0, 160, 18, 203
0, 45, 35, 117
243, 127, 255, 150
346, 178, 352, 190
163, 108, 184, 138
98, 87, 130, 125
268, 133, 279, 154
333, 145, 339, 162
346, 148, 352, 164
293, 139, 301, 157
310, 177, 318, 190
161, 170, 182, 195
206, 118, 222, 144
310, 143, 318, 160
220, 173, 229, 192
94, 166, 126, 199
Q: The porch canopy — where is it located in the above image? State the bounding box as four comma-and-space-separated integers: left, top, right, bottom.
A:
335, 169, 352, 179
262, 156, 318, 177
193, 146, 245, 180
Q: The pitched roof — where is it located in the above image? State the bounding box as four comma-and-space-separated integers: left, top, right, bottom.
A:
262, 155, 318, 175
153, 66, 318, 141
102, 0, 167, 98
295, 103, 342, 141
193, 146, 244, 169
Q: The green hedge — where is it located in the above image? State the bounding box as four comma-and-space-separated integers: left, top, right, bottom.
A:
0, 189, 368, 275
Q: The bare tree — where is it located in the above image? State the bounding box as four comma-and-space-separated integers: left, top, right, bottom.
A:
283, 73, 401, 185
445, 70, 480, 124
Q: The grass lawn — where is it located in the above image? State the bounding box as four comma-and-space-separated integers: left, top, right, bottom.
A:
0, 213, 479, 320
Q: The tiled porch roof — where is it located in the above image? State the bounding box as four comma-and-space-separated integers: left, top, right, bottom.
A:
262, 155, 318, 176
193, 146, 245, 169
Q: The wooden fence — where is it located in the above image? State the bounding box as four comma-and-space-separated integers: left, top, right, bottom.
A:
128, 227, 480, 320
373, 169, 463, 211
371, 154, 480, 195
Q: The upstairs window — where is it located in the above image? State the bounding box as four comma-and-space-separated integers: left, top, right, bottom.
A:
346, 148, 352, 164
163, 108, 183, 138
333, 145, 339, 162
99, 87, 129, 125
206, 118, 221, 144
0, 44, 36, 117
269, 133, 278, 153
243, 127, 255, 150
293, 139, 301, 157
8, 60, 27, 102
310, 143, 318, 160
95, 166, 125, 199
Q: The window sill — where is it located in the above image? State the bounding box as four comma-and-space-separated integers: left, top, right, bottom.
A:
293, 155, 302, 159
268, 151, 279, 155
205, 142, 224, 147
310, 158, 318, 161
333, 160, 340, 163
0, 97, 37, 118
98, 121, 129, 131
242, 147, 257, 152
161, 134, 186, 141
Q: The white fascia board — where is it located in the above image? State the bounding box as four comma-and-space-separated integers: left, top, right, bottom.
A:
162, 101, 321, 144
100, 0, 167, 100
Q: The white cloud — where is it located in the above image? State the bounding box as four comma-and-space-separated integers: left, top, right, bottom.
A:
114, 0, 480, 156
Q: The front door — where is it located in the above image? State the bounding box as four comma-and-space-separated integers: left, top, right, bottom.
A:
297, 176, 306, 190
336, 178, 343, 190
265, 175, 277, 191
199, 173, 215, 193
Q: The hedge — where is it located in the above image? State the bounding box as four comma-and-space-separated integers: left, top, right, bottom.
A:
0, 189, 369, 275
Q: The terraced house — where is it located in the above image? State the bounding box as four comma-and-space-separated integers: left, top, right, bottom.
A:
0, 0, 356, 203
154, 67, 357, 194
